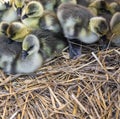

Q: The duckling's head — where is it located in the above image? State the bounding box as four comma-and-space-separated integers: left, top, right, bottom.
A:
22, 1, 44, 20
40, 11, 62, 33
0, 0, 8, 10
40, 0, 56, 11
61, 0, 77, 4
109, 2, 120, 14
89, 16, 109, 36
7, 22, 29, 41
88, 0, 109, 15
22, 34, 40, 59
110, 12, 120, 33
0, 21, 9, 35
12, 0, 25, 16
3, 0, 13, 8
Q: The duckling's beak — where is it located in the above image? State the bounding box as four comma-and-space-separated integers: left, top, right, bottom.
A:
5, 2, 11, 8
21, 50, 28, 60
22, 14, 28, 20
17, 8, 22, 16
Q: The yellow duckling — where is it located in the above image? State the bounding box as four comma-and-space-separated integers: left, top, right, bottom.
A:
110, 12, 120, 47
9, 30, 67, 74
88, 0, 112, 23
1, 0, 25, 23
0, 21, 9, 35
0, 34, 22, 74
40, 10, 62, 33
21, 1, 44, 29
10, 34, 43, 74
57, 3, 109, 59
12, 0, 26, 16
7, 21, 30, 42
108, 2, 120, 14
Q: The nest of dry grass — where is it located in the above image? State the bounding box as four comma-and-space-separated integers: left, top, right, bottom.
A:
0, 44, 120, 119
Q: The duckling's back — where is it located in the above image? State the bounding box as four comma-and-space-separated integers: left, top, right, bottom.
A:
31, 29, 67, 60
57, 3, 94, 28
0, 35, 22, 73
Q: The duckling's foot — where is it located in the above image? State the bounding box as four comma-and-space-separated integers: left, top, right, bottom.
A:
99, 35, 109, 50
7, 38, 14, 44
68, 41, 81, 59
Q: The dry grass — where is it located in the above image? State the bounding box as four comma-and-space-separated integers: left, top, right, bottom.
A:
0, 44, 120, 119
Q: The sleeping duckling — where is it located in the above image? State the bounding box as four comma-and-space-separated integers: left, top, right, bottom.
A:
110, 12, 120, 47
21, 1, 44, 29
40, 11, 62, 33
0, 34, 22, 74
10, 34, 43, 74
0, 21, 9, 35
7, 21, 30, 42
10, 31, 67, 74
57, 3, 109, 59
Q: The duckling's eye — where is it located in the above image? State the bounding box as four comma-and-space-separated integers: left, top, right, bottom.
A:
27, 12, 35, 16
28, 45, 34, 51
14, 4, 17, 8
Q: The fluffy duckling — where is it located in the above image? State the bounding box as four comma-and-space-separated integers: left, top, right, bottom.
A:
40, 0, 56, 11
40, 11, 62, 33
88, 0, 112, 23
0, 35, 22, 74
57, 3, 109, 59
12, 0, 26, 16
31, 29, 67, 60
1, 0, 25, 22
21, 1, 44, 29
10, 30, 67, 74
7, 21, 30, 42
77, 0, 94, 7
110, 12, 120, 47
108, 2, 120, 14
0, 21, 9, 35
10, 34, 43, 74
0, 0, 8, 10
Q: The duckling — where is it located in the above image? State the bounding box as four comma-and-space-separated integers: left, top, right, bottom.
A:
3, 0, 13, 8
1, 0, 26, 22
110, 12, 120, 47
55, 0, 77, 10
7, 21, 30, 42
108, 2, 120, 14
0, 34, 22, 74
57, 3, 109, 59
0, 0, 7, 11
10, 30, 67, 74
21, 1, 44, 29
0, 21, 9, 35
40, 11, 62, 33
10, 34, 43, 74
12, 0, 26, 16
31, 29, 67, 60
88, 0, 112, 23
39, 0, 56, 11
77, 0, 94, 7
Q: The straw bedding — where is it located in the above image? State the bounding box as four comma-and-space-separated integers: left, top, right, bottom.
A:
0, 44, 120, 119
